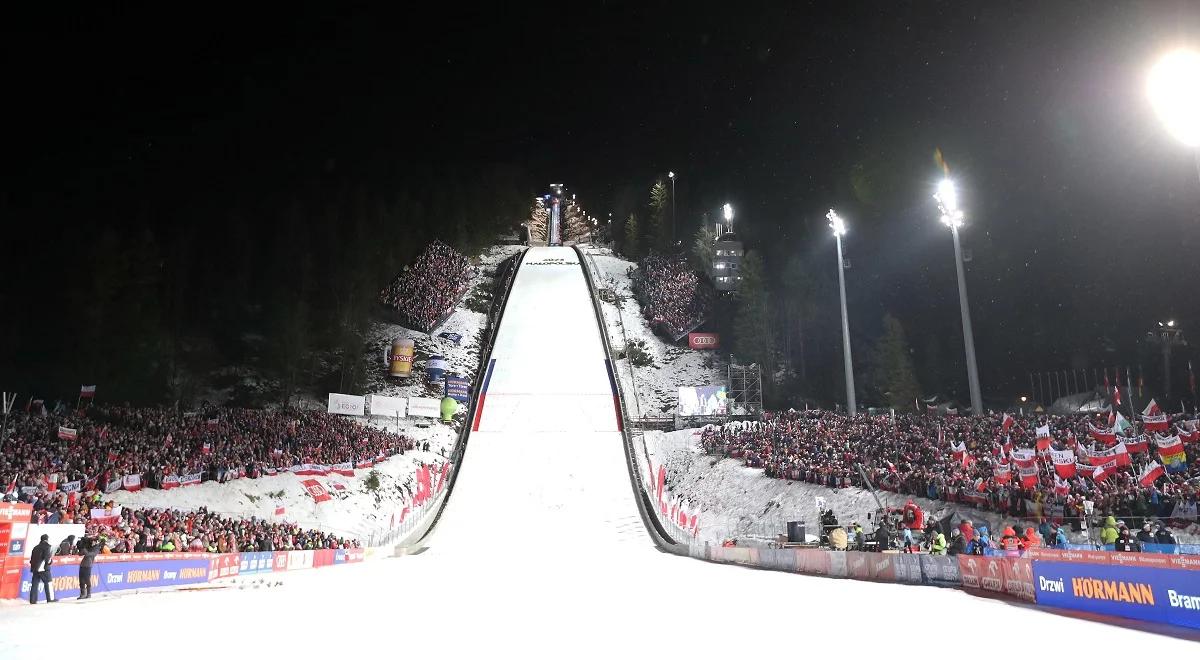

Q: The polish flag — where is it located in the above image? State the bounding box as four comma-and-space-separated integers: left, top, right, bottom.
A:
275, 505, 286, 516
1092, 460, 1119, 482
1001, 413, 1015, 432
1138, 461, 1165, 488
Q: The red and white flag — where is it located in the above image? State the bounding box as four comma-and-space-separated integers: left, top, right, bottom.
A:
1138, 461, 1165, 488
79, 385, 96, 398
1018, 464, 1039, 488
1143, 399, 1162, 417
1088, 423, 1117, 446
1050, 449, 1076, 478
57, 426, 77, 441
993, 462, 1011, 484
1092, 460, 1120, 482
1053, 474, 1071, 496
122, 474, 143, 492
1119, 435, 1149, 454
1001, 413, 1015, 432
275, 505, 286, 516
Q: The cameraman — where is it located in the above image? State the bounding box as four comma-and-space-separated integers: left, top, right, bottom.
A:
77, 536, 100, 599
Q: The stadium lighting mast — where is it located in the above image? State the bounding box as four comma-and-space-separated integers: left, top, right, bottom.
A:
935, 179, 983, 416
1148, 48, 1200, 185
827, 209, 856, 416
722, 202, 733, 233
668, 171, 677, 244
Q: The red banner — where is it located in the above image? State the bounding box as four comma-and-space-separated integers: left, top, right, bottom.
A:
207, 553, 240, 580
687, 332, 720, 350
122, 474, 142, 492
301, 479, 331, 503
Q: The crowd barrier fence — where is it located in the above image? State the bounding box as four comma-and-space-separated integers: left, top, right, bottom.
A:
4, 547, 366, 601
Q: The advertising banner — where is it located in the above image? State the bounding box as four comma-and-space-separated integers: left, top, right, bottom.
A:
1032, 559, 1200, 629
426, 356, 449, 384
919, 554, 962, 587
677, 386, 728, 416
445, 376, 471, 403
331, 463, 354, 477
327, 393, 365, 416
959, 555, 1035, 601
180, 472, 202, 487
313, 549, 335, 568
272, 552, 289, 572
892, 553, 923, 584
238, 551, 275, 575
408, 397, 441, 418
869, 553, 897, 581
208, 553, 241, 580
301, 479, 332, 503
794, 549, 831, 576
687, 332, 720, 350
846, 552, 871, 579
827, 552, 847, 578
370, 394, 407, 417
287, 550, 314, 571
20, 556, 211, 600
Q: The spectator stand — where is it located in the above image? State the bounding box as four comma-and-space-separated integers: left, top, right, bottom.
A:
377, 240, 476, 335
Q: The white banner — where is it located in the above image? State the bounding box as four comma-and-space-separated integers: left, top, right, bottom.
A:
369, 394, 407, 417
24, 524, 86, 558
407, 397, 441, 418
327, 393, 365, 416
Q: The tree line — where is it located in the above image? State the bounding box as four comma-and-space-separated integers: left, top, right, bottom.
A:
1, 166, 530, 408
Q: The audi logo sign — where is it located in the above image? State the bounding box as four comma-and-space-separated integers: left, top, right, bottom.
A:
688, 333, 720, 350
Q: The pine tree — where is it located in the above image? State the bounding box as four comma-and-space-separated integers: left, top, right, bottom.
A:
623, 212, 641, 260
527, 198, 548, 243
871, 314, 922, 409
563, 199, 590, 243
648, 179, 669, 252
690, 224, 717, 273
733, 251, 773, 370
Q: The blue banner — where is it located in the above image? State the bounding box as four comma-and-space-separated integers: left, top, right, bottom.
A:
335, 549, 348, 564
438, 332, 462, 345
1032, 560, 1200, 629
238, 551, 274, 575
445, 376, 471, 403
20, 557, 211, 599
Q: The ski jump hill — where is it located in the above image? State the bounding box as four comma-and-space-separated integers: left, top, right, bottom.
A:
2, 246, 1192, 655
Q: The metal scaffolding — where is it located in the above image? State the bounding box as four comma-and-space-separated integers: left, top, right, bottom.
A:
727, 360, 762, 416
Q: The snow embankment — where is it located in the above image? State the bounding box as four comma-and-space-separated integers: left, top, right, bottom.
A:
578, 244, 723, 418
638, 427, 1200, 547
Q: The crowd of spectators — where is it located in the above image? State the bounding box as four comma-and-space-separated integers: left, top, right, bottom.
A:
702, 410, 1200, 529
54, 505, 357, 555
378, 240, 474, 332
2, 404, 413, 509
632, 254, 713, 340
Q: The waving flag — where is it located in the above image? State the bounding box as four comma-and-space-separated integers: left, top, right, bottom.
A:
1050, 449, 1076, 478
1156, 434, 1188, 471
1092, 460, 1120, 482
1138, 461, 1165, 488
1141, 399, 1169, 432
57, 426, 77, 441
1088, 423, 1117, 446
79, 385, 96, 398
1053, 474, 1071, 496
1119, 435, 1149, 454
1018, 464, 1040, 488
1112, 412, 1133, 435
1001, 413, 1015, 432
993, 462, 1011, 484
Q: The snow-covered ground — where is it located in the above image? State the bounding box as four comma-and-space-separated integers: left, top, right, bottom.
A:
362, 243, 525, 409
639, 426, 1200, 546
578, 244, 724, 418
106, 436, 454, 544
3, 247, 1190, 654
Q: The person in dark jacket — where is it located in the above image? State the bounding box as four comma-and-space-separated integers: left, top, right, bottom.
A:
1154, 525, 1178, 547
28, 534, 56, 604
1114, 528, 1139, 552
948, 529, 966, 556
77, 537, 100, 599
56, 535, 76, 557
1135, 523, 1155, 547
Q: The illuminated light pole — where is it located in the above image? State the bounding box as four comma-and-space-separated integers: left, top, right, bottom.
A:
722, 202, 733, 233
1146, 320, 1187, 402
827, 209, 856, 416
1148, 48, 1200, 185
935, 179, 982, 416
668, 171, 677, 245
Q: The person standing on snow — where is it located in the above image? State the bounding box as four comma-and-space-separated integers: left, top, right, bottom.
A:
28, 534, 56, 604
77, 536, 100, 599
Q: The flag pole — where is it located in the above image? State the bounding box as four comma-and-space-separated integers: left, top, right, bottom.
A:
1125, 367, 1137, 431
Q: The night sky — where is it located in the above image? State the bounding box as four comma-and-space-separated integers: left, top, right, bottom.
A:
6, 2, 1200, 402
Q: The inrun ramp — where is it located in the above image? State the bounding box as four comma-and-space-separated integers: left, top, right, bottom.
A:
0, 247, 1191, 656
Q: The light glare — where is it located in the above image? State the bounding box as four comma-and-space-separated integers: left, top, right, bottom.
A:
826, 209, 846, 237
1148, 48, 1200, 147
723, 203, 733, 221
934, 178, 965, 228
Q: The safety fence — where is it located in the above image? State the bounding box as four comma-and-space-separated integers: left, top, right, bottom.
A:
688, 543, 1200, 629
2, 547, 366, 601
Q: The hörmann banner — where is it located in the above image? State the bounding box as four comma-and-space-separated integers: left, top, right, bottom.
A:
1028, 549, 1200, 629
687, 332, 720, 350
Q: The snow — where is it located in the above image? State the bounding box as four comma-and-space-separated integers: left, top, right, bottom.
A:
1, 245, 1191, 653
578, 244, 724, 418
638, 426, 1200, 547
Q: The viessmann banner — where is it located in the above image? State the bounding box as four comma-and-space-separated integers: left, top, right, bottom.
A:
1028, 549, 1200, 629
